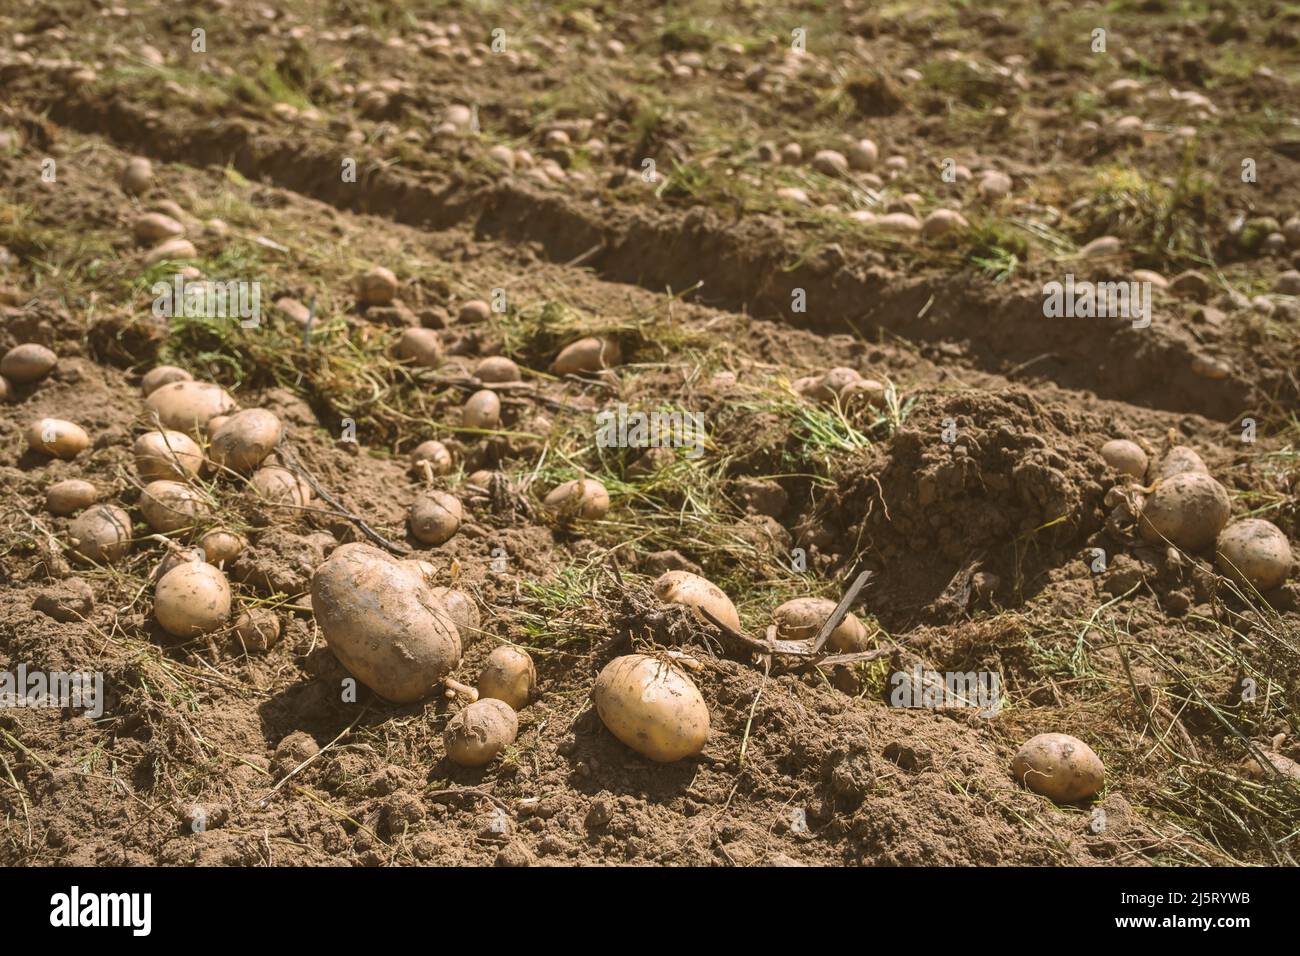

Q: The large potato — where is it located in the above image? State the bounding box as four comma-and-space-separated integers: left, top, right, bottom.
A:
133, 430, 203, 481
1011, 733, 1104, 803
773, 597, 870, 652
654, 570, 741, 632
543, 478, 610, 521
477, 646, 536, 710
551, 336, 621, 375
27, 418, 88, 459
2, 343, 58, 383
409, 491, 463, 545
1138, 471, 1230, 552
154, 561, 231, 637
210, 409, 282, 474
593, 654, 710, 762
68, 504, 133, 563
310, 543, 463, 703
140, 480, 211, 534
1216, 518, 1292, 592
146, 380, 237, 434
444, 698, 518, 767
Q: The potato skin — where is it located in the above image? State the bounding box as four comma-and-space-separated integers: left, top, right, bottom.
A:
133, 430, 203, 481
1011, 733, 1104, 802
772, 597, 870, 652
654, 570, 741, 633
1216, 518, 1292, 592
1099, 439, 1148, 480
68, 504, 133, 563
594, 654, 710, 762
27, 418, 88, 459
478, 646, 536, 710
543, 478, 610, 521
444, 698, 518, 767
155, 561, 231, 637
210, 409, 282, 474
1138, 471, 1230, 552
310, 543, 462, 703
145, 380, 236, 434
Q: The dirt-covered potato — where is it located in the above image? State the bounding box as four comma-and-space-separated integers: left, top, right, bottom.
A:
248, 466, 311, 507
146, 380, 237, 434
210, 409, 283, 474
409, 439, 452, 475
462, 389, 501, 429
1011, 733, 1104, 802
430, 586, 480, 643
154, 561, 231, 637
654, 570, 741, 632
1100, 439, 1148, 480
141, 365, 192, 396
133, 430, 204, 481
2, 343, 58, 383
140, 480, 211, 534
396, 328, 444, 367
593, 654, 710, 762
772, 597, 870, 652
45, 479, 99, 516
199, 529, 245, 565
310, 543, 463, 702
1138, 471, 1230, 552
478, 646, 536, 710
475, 355, 521, 383
543, 478, 610, 521
1157, 445, 1208, 479
1216, 518, 1293, 592
409, 491, 463, 545
550, 336, 621, 375
68, 504, 133, 563
443, 698, 518, 767
27, 418, 88, 460
232, 607, 282, 651
356, 266, 398, 306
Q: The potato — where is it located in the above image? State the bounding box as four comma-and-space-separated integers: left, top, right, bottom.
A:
476, 355, 521, 383
1011, 733, 1104, 802
430, 586, 480, 643
68, 505, 133, 563
205, 415, 231, 436
1157, 445, 1207, 479
144, 237, 197, 264
249, 466, 311, 507
154, 545, 205, 583
654, 570, 741, 632
140, 480, 212, 534
0, 374, 10, 402
46, 479, 99, 516
396, 328, 444, 367
839, 377, 887, 408
410, 440, 452, 475
154, 561, 231, 637
232, 607, 282, 651
133, 212, 185, 243
199, 529, 245, 565
409, 491, 463, 545
772, 597, 870, 652
210, 409, 282, 474
1216, 518, 1293, 592
27, 418, 88, 459
1, 343, 57, 383
593, 654, 710, 762
146, 380, 236, 435
120, 156, 152, 194
462, 389, 501, 430
443, 698, 518, 767
478, 646, 536, 710
1100, 439, 1148, 480
141, 365, 192, 396
357, 266, 398, 306
466, 469, 497, 488
1138, 471, 1230, 552
133, 429, 203, 481
543, 478, 610, 521
310, 542, 463, 702
550, 336, 621, 375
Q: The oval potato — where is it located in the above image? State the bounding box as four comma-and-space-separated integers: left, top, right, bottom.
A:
409, 491, 463, 545
248, 466, 311, 507
773, 597, 870, 652
444, 698, 518, 767
68, 504, 133, 563
133, 430, 203, 481
410, 439, 452, 475
27, 418, 88, 459
543, 478, 610, 521
1, 343, 58, 383
653, 570, 741, 633
154, 561, 231, 637
1138, 471, 1230, 552
477, 646, 535, 710
141, 365, 192, 396
146, 380, 236, 435
1100, 439, 1148, 480
550, 336, 621, 375
462, 389, 501, 430
140, 480, 211, 534
593, 654, 710, 762
1011, 732, 1104, 803
1216, 518, 1292, 592
210, 408, 282, 474
46, 479, 99, 516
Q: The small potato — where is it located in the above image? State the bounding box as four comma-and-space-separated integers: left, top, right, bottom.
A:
232, 607, 282, 652
477, 646, 536, 710
409, 491, 463, 545
772, 597, 870, 652
133, 430, 204, 481
593, 654, 710, 762
396, 327, 444, 367
1, 343, 58, 383
550, 336, 622, 375
146, 380, 237, 435
141, 365, 192, 396
654, 570, 741, 633
68, 504, 133, 563
0, 374, 10, 402
1138, 471, 1230, 552
143, 237, 197, 264
46, 479, 99, 516
839, 377, 887, 408
27, 418, 89, 459
466, 469, 497, 488
1216, 518, 1293, 592
210, 409, 282, 474
1100, 439, 1148, 480
249, 466, 311, 507
1157, 445, 1208, 480
140, 480, 211, 534
1011, 733, 1104, 803
133, 212, 185, 243
444, 698, 518, 767
199, 529, 245, 565
120, 156, 152, 194
357, 266, 398, 306
410, 439, 453, 475
462, 389, 501, 429
154, 561, 231, 637
475, 355, 521, 383
431, 586, 481, 643
543, 478, 609, 521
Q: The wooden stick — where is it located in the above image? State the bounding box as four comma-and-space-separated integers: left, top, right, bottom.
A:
810, 569, 873, 654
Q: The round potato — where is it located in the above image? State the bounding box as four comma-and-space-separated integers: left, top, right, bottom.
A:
475, 355, 521, 383
543, 478, 610, 521
141, 365, 192, 396
1157, 445, 1208, 479
248, 466, 311, 507
27, 418, 89, 460
1011, 733, 1104, 803
154, 561, 231, 637
68, 504, 133, 563
232, 607, 282, 652
146, 380, 237, 435
310, 543, 463, 702
210, 409, 282, 474
133, 430, 203, 481
409, 491, 463, 545
1100, 439, 1148, 480
396, 328, 444, 368
1216, 518, 1292, 592
478, 646, 536, 710
1138, 471, 1230, 552
46, 479, 99, 516
550, 336, 622, 375
444, 698, 518, 767
773, 597, 870, 652
140, 480, 211, 534
1, 343, 58, 383
430, 586, 480, 644
199, 529, 245, 565
654, 570, 741, 633
357, 266, 398, 306
593, 654, 710, 762
462, 389, 501, 430
410, 440, 452, 475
